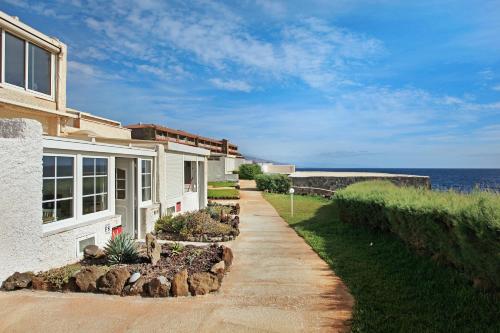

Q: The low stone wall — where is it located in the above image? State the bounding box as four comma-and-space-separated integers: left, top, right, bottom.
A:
290, 173, 431, 195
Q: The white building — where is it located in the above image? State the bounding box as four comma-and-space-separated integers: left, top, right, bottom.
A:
0, 12, 208, 281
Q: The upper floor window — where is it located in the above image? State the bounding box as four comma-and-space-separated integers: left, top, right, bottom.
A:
42, 155, 74, 224
141, 160, 152, 202
2, 30, 53, 97
82, 157, 108, 215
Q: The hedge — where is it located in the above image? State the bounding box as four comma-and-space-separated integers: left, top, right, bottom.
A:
238, 164, 262, 180
336, 181, 500, 291
255, 174, 291, 194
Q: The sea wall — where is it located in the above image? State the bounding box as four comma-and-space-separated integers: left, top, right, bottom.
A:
290, 172, 430, 196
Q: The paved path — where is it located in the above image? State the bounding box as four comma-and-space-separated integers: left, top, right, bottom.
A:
0, 180, 353, 333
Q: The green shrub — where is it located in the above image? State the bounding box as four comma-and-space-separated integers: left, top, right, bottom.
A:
104, 233, 139, 265
204, 203, 233, 220
255, 174, 291, 193
336, 181, 500, 290
39, 263, 82, 289
155, 211, 236, 238
238, 163, 262, 180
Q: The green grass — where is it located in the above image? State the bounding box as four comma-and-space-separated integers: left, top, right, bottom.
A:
208, 188, 240, 199
208, 181, 237, 188
263, 193, 500, 333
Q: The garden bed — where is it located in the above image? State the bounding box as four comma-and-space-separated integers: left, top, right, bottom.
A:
155, 203, 240, 242
2, 234, 234, 298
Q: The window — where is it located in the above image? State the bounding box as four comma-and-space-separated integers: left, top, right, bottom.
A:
184, 161, 197, 192
141, 160, 152, 202
166, 206, 175, 216
77, 235, 95, 256
115, 168, 126, 200
82, 157, 108, 215
4, 32, 25, 88
2, 31, 53, 96
28, 43, 51, 95
42, 155, 74, 223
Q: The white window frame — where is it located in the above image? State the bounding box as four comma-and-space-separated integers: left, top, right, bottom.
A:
75, 233, 96, 257
42, 153, 77, 234
0, 29, 55, 101
79, 155, 112, 221
139, 158, 153, 206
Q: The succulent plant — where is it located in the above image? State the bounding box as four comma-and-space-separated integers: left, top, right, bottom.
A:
104, 233, 139, 265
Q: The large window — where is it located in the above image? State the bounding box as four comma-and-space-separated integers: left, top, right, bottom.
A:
42, 156, 74, 223
141, 160, 152, 202
82, 157, 108, 215
2, 30, 53, 96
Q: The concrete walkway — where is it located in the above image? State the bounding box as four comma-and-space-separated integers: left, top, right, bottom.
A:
0, 180, 353, 333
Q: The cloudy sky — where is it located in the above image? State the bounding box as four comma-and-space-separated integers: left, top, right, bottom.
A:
2, 0, 500, 167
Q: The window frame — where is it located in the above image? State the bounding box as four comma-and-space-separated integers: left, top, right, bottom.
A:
0, 29, 55, 100
139, 158, 153, 206
80, 155, 111, 220
42, 153, 76, 233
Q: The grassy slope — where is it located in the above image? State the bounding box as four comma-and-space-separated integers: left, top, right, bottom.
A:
208, 188, 240, 199
208, 181, 237, 188
263, 193, 500, 333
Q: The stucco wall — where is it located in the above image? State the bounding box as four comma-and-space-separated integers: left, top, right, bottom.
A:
290, 174, 431, 195
208, 157, 239, 182
0, 118, 43, 281
40, 215, 121, 270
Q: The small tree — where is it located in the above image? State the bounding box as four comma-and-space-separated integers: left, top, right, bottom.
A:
238, 163, 263, 180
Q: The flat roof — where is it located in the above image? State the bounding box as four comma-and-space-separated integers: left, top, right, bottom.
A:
289, 171, 429, 178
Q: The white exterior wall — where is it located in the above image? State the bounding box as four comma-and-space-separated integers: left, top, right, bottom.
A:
0, 119, 43, 281
40, 215, 120, 269
208, 156, 239, 182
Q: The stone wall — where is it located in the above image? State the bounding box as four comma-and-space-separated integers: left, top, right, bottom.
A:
290, 174, 430, 196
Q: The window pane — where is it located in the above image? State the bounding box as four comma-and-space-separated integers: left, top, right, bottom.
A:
142, 160, 151, 173
116, 189, 125, 200
56, 199, 73, 220
95, 176, 108, 194
5, 32, 25, 88
78, 237, 95, 254
82, 196, 95, 215
28, 43, 51, 95
42, 201, 55, 224
57, 178, 73, 199
95, 158, 107, 175
95, 194, 108, 212
43, 156, 55, 177
116, 179, 125, 191
142, 174, 151, 188
142, 188, 151, 202
57, 157, 73, 177
43, 179, 55, 201
116, 168, 125, 179
83, 158, 94, 176
83, 177, 94, 196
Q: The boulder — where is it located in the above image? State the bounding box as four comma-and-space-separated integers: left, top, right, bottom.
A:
147, 276, 170, 297
123, 277, 147, 296
210, 261, 226, 282
31, 276, 51, 291
83, 245, 106, 259
62, 277, 79, 293
97, 267, 130, 295
231, 216, 240, 229
146, 233, 161, 265
188, 272, 220, 296
171, 269, 189, 297
1, 272, 34, 291
221, 245, 234, 268
129, 272, 141, 284
74, 266, 107, 292
231, 203, 240, 215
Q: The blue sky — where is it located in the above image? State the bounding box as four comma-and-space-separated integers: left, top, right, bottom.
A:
2, 0, 500, 168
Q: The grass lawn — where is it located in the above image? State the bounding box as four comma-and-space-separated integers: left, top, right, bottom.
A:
208, 181, 237, 188
208, 188, 240, 199
263, 193, 500, 333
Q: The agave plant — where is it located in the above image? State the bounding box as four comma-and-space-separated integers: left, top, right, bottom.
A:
104, 233, 139, 265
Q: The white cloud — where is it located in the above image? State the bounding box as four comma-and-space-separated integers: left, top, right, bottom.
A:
492, 85, 500, 91
209, 78, 253, 92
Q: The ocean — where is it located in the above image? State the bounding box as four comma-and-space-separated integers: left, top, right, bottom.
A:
296, 168, 500, 193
